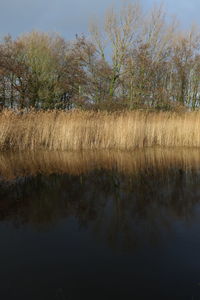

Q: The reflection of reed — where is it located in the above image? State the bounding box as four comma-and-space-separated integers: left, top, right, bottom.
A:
1, 148, 200, 180
0, 149, 200, 251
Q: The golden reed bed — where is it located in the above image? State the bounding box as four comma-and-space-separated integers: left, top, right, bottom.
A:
1, 110, 200, 151
1, 148, 200, 180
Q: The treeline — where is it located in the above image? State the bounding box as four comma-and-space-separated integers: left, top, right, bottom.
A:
1, 1, 200, 110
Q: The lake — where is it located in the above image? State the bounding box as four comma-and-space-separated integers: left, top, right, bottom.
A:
1, 149, 200, 299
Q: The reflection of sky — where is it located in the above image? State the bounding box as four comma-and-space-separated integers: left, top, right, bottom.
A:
0, 0, 199, 39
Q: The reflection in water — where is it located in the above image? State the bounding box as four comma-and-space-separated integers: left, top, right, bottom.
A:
1, 148, 200, 179
1, 149, 200, 299
0, 149, 200, 250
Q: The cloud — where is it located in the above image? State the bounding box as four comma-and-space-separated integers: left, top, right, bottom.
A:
161, 0, 200, 27
0, 0, 199, 39
0, 0, 47, 36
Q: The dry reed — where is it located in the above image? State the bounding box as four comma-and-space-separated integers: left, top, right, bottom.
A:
1, 110, 200, 151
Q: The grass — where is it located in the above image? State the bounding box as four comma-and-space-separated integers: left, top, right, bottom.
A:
1, 109, 200, 151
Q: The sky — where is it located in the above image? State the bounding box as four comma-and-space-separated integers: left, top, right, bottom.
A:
0, 0, 199, 40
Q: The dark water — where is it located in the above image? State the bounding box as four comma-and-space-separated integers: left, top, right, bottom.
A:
1, 151, 200, 299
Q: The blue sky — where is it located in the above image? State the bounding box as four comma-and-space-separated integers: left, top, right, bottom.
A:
0, 0, 199, 39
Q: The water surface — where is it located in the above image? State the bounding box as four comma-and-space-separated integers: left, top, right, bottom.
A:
1, 149, 200, 299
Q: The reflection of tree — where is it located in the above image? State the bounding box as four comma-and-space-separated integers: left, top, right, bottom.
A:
0, 166, 200, 251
